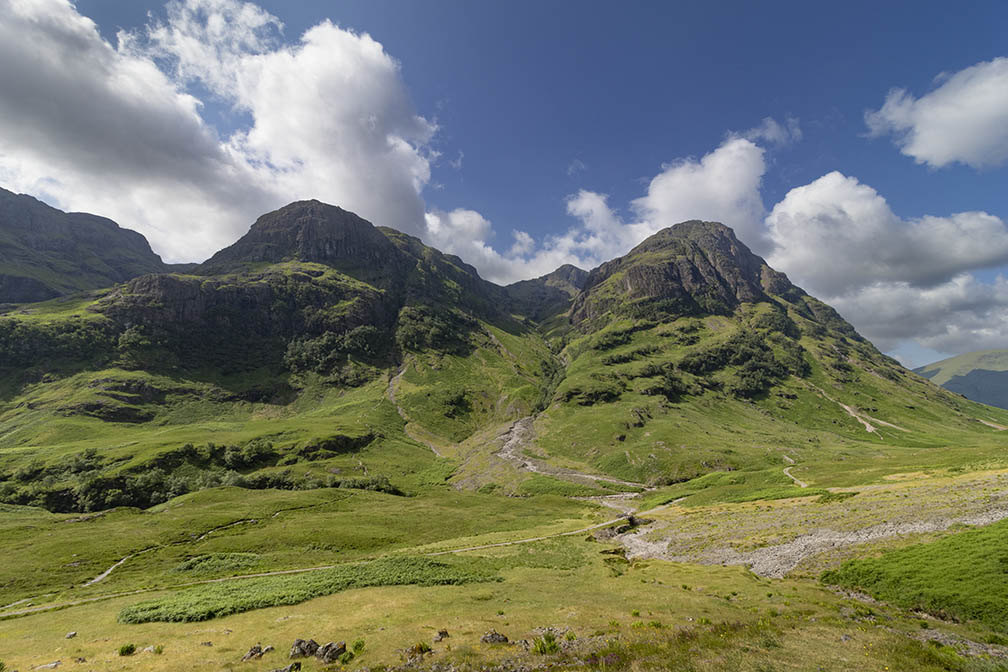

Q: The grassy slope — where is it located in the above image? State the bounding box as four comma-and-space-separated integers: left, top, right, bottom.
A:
2, 532, 1004, 672
531, 300, 1008, 502
823, 518, 1008, 632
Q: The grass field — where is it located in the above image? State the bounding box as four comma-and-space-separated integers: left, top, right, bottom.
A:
823, 518, 1008, 632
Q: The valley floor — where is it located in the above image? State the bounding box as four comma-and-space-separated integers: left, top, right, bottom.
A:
5, 465, 1008, 670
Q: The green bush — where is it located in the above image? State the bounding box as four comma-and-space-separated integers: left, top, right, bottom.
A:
532, 632, 560, 655
118, 643, 136, 656
118, 557, 497, 623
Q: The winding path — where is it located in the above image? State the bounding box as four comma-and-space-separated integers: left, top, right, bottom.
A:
783, 466, 808, 489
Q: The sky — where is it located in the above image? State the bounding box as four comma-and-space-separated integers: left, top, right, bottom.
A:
1, 0, 1007, 367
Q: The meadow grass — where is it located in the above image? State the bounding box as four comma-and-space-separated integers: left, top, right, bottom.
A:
822, 518, 1008, 631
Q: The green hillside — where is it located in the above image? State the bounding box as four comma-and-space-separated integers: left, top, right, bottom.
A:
916, 350, 1008, 410
3, 207, 1008, 671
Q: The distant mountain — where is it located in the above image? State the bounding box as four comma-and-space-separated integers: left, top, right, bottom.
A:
506, 263, 588, 322
0, 187, 181, 303
916, 350, 1008, 410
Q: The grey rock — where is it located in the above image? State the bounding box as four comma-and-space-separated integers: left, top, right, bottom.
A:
64, 632, 76, 639
241, 644, 266, 661
316, 641, 347, 663
481, 630, 509, 644
270, 664, 301, 672
433, 629, 450, 642
289, 638, 320, 659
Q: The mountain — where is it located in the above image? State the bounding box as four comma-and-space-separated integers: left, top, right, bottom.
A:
916, 350, 1008, 410
505, 263, 588, 323
1, 204, 1006, 514
0, 187, 178, 303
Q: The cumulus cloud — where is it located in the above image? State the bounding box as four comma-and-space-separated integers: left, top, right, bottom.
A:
829, 275, 1008, 355
420, 135, 774, 285
866, 57, 1008, 169
0, 0, 436, 261
765, 171, 1008, 356
631, 137, 770, 253
766, 171, 1008, 296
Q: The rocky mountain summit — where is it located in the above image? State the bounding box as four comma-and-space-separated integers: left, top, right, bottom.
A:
571, 221, 793, 328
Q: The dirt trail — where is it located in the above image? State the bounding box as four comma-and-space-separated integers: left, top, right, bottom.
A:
782, 466, 808, 489
805, 383, 911, 434
84, 554, 136, 586
385, 364, 444, 457
495, 417, 648, 490
979, 419, 1008, 431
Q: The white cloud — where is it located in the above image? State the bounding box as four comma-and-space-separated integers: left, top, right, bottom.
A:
0, 0, 437, 261
419, 135, 773, 285
829, 275, 1008, 355
631, 137, 770, 253
866, 57, 1008, 169
766, 171, 1008, 296
743, 116, 802, 146
765, 171, 1008, 356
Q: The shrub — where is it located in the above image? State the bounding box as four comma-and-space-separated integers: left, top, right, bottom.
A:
118, 644, 136, 656
532, 632, 559, 655
408, 641, 432, 656
118, 557, 496, 623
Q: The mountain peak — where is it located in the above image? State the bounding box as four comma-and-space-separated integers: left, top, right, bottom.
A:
198, 200, 402, 279
570, 220, 792, 328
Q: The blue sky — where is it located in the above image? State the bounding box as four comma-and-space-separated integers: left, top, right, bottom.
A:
3, 0, 1008, 365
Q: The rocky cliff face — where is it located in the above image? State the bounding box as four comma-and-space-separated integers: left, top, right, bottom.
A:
570, 221, 796, 328
0, 188, 169, 303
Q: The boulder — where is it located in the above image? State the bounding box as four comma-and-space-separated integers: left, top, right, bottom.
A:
481, 630, 509, 644
289, 638, 320, 658
241, 644, 265, 661
64, 632, 76, 639
433, 629, 450, 643
270, 664, 301, 672
316, 641, 347, 663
